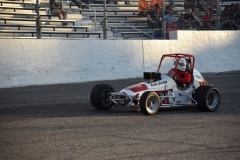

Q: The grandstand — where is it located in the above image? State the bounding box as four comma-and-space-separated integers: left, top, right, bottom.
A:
0, 0, 238, 39
0, 0, 101, 38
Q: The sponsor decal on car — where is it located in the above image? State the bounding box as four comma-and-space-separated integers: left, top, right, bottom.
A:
126, 84, 148, 93
196, 75, 208, 86
150, 81, 167, 87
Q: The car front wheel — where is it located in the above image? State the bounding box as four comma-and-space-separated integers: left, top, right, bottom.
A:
140, 91, 160, 115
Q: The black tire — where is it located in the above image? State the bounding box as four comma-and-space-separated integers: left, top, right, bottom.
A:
193, 86, 221, 112
140, 91, 160, 115
90, 84, 115, 110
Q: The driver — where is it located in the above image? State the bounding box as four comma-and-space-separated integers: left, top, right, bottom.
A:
167, 58, 192, 84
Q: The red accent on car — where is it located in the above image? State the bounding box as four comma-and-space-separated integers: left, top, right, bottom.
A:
161, 98, 169, 104
118, 92, 130, 106
196, 75, 209, 86
135, 93, 140, 98
126, 84, 148, 93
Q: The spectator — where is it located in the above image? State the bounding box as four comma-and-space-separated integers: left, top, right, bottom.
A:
184, 8, 197, 29
165, 5, 170, 15
164, 8, 175, 28
184, 8, 195, 25
234, 3, 240, 25
191, 21, 200, 29
192, 8, 201, 24
202, 8, 215, 29
185, 22, 193, 29
203, 0, 221, 13
138, 0, 149, 17
196, 0, 208, 12
211, 0, 221, 13
150, 0, 164, 14
184, 0, 197, 10
147, 3, 161, 28
50, 0, 68, 25
166, 20, 179, 39
176, 14, 186, 29
202, 8, 211, 26
229, 3, 236, 17
205, 0, 212, 10
230, 3, 236, 19
220, 5, 240, 29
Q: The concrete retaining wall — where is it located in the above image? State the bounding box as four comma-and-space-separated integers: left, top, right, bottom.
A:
0, 30, 239, 88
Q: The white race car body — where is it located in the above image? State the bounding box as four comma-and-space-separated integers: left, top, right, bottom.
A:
90, 53, 220, 115
110, 69, 207, 108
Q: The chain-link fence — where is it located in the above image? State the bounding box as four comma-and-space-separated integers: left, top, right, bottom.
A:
0, 0, 239, 39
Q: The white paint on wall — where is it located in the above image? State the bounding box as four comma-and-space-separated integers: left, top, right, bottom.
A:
0, 30, 239, 88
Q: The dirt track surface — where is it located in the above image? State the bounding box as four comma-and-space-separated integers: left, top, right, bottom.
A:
0, 71, 240, 160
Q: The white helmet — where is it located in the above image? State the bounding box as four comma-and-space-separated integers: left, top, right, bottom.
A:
177, 58, 186, 71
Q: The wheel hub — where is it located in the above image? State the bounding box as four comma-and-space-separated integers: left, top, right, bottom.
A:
147, 97, 158, 112
207, 91, 218, 108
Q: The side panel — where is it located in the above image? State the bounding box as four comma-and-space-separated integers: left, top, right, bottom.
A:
193, 69, 209, 89
148, 74, 177, 92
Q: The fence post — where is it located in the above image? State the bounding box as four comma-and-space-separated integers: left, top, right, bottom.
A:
215, 0, 220, 29
169, 0, 174, 9
161, 0, 166, 39
36, 0, 41, 39
94, 10, 97, 31
103, 0, 108, 39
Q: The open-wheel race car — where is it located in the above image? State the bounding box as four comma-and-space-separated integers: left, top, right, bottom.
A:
90, 53, 221, 115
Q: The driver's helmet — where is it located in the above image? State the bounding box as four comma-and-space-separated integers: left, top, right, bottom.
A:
177, 58, 186, 71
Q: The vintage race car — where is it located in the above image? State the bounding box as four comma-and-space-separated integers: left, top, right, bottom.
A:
90, 53, 221, 115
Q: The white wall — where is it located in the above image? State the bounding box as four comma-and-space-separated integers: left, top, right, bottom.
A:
0, 30, 239, 88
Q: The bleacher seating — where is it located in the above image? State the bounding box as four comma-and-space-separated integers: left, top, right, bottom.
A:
0, 0, 36, 6
0, 0, 102, 39
74, 8, 138, 15
119, 31, 154, 38
0, 30, 102, 38
0, 0, 237, 39
0, 17, 77, 25
0, 6, 39, 12
69, 3, 139, 9
0, 0, 187, 39
0, 24, 91, 31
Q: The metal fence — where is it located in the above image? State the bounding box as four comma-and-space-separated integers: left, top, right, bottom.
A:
0, 0, 239, 39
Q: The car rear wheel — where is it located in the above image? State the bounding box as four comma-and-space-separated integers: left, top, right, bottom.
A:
193, 86, 221, 112
90, 84, 115, 110
140, 91, 160, 115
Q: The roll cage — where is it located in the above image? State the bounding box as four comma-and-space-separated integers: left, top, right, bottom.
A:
157, 53, 195, 74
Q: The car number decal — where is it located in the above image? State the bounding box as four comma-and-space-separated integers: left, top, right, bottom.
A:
196, 75, 208, 86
